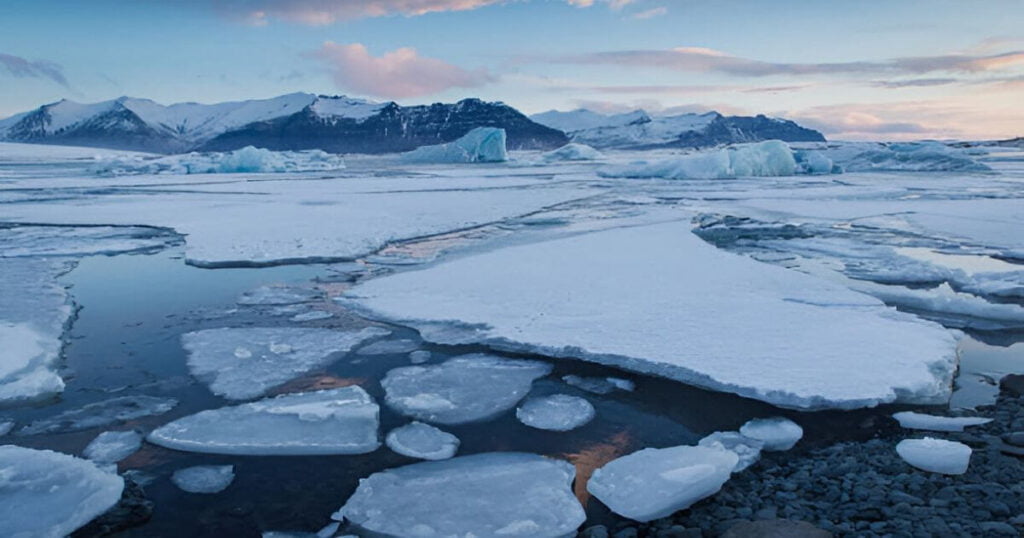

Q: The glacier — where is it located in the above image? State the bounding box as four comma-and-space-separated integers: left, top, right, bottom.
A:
385, 421, 461, 460
147, 386, 380, 455
343, 220, 959, 410
896, 438, 971, 475
516, 394, 595, 432
171, 465, 235, 494
402, 127, 508, 163
91, 146, 346, 175
334, 452, 585, 537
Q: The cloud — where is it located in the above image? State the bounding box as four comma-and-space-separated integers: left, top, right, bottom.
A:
0, 53, 70, 89
873, 78, 960, 88
309, 42, 495, 99
631, 7, 666, 19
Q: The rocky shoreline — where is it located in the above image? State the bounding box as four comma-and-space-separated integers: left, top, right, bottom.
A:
583, 380, 1024, 538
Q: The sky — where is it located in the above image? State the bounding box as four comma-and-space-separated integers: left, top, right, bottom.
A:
1, 0, 1022, 140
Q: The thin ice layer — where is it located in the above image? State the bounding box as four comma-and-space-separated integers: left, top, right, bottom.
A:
147, 386, 380, 455
19, 395, 178, 435
83, 430, 144, 463
171, 465, 235, 494
345, 221, 958, 410
334, 452, 585, 537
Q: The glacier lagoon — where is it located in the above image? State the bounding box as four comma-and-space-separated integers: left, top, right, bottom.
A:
0, 142, 1022, 536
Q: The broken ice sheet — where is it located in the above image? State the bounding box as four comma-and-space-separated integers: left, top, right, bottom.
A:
183, 327, 390, 400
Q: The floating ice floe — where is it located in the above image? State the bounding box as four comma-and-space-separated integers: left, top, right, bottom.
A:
237, 285, 323, 306
385, 421, 460, 460
698, 431, 765, 472
183, 327, 390, 400
599, 140, 809, 180
290, 310, 334, 322
587, 445, 738, 521
739, 417, 803, 452
892, 411, 991, 432
19, 395, 178, 435
147, 386, 379, 455
83, 430, 143, 464
896, 437, 972, 475
91, 146, 346, 175
335, 452, 585, 537
0, 445, 124, 538
562, 374, 634, 395
355, 338, 420, 356
344, 220, 958, 410
381, 354, 551, 425
171, 465, 235, 494
827, 142, 991, 173
402, 127, 508, 163
542, 143, 603, 162
516, 394, 595, 432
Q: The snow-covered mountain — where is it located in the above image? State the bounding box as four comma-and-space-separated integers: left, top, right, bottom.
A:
0, 94, 567, 154
530, 109, 824, 149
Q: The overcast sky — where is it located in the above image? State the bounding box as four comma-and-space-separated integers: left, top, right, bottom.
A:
2, 0, 1022, 139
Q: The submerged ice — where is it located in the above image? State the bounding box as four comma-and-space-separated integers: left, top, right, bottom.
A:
83, 430, 143, 464
19, 395, 178, 435
171, 465, 236, 494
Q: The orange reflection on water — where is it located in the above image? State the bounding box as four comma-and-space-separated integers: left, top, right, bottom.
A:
561, 430, 633, 506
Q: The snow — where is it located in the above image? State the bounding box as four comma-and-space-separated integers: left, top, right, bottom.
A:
91, 146, 346, 175
183, 327, 390, 400
402, 127, 509, 163
587, 445, 738, 522
739, 417, 803, 451
238, 285, 323, 306
0, 445, 124, 538
309, 95, 384, 121
542, 143, 604, 162
599, 140, 801, 180
516, 395, 595, 431
892, 411, 991, 432
83, 430, 143, 463
147, 386, 380, 455
355, 338, 420, 355
896, 437, 971, 475
343, 220, 959, 410
381, 354, 552, 425
562, 375, 634, 395
531, 109, 718, 149
19, 395, 178, 435
385, 421, 460, 460
334, 452, 585, 537
171, 465, 235, 494
698, 431, 764, 472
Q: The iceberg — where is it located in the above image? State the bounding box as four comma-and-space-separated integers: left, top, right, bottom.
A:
896, 437, 971, 475
402, 127, 508, 163
381, 354, 552, 425
147, 387, 380, 455
0, 445, 124, 538
598, 140, 801, 180
587, 445, 738, 521
183, 327, 390, 400
171, 465, 235, 494
739, 417, 803, 451
343, 220, 958, 410
892, 411, 991, 432
542, 143, 604, 162
698, 431, 764, 472
91, 146, 346, 175
516, 394, 595, 431
334, 452, 585, 537
829, 142, 991, 173
19, 395, 178, 435
385, 421, 460, 460
83, 430, 143, 464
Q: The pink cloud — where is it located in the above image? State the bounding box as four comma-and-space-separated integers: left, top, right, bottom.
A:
310, 42, 495, 99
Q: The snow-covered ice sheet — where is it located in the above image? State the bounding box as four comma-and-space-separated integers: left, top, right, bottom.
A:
344, 220, 959, 410
402, 127, 508, 164
0, 445, 124, 538
183, 327, 389, 400
896, 437, 971, 475
19, 395, 178, 435
147, 386, 379, 455
334, 452, 585, 537
91, 146, 346, 175
892, 412, 991, 432
739, 417, 803, 451
698, 431, 764, 472
516, 395, 595, 431
385, 421, 460, 460
587, 445, 738, 522
381, 354, 552, 425
171, 465, 235, 494
83, 430, 144, 463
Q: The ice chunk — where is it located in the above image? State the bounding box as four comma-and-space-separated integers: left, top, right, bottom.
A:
343, 220, 958, 410
183, 327, 390, 400
171, 465, 235, 494
587, 445, 738, 521
793, 149, 837, 175
542, 143, 604, 162
335, 452, 585, 537
698, 431, 764, 472
385, 421, 460, 460
290, 310, 334, 322
562, 374, 633, 395
83, 430, 143, 464
896, 437, 971, 474
829, 142, 991, 173
739, 417, 803, 451
409, 350, 432, 364
19, 395, 178, 435
599, 140, 800, 180
238, 285, 323, 306
402, 127, 508, 164
892, 411, 991, 432
147, 386, 379, 455
516, 394, 595, 431
381, 354, 551, 425
355, 338, 420, 356
91, 146, 346, 175
0, 445, 124, 538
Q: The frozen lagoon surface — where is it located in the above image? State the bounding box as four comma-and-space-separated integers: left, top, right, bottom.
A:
1, 141, 1023, 535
